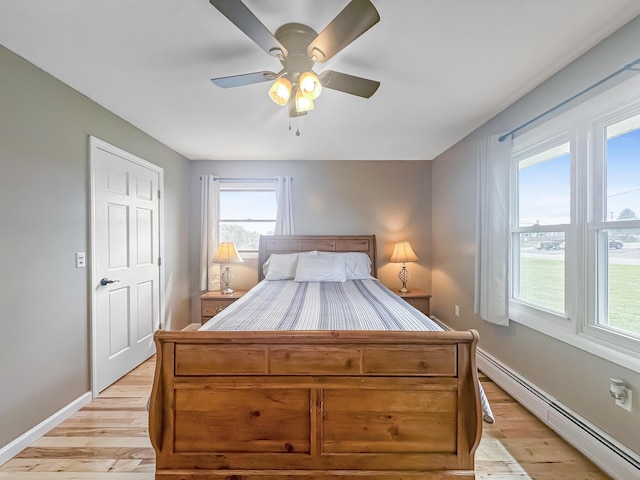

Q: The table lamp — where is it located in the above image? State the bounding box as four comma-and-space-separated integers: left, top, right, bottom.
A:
389, 241, 419, 293
213, 242, 244, 294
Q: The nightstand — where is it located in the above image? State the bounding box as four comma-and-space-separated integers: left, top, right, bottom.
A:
396, 288, 431, 316
200, 290, 248, 324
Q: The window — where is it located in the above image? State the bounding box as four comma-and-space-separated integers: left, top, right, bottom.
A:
509, 75, 640, 372
590, 113, 640, 344
512, 139, 570, 315
219, 183, 278, 252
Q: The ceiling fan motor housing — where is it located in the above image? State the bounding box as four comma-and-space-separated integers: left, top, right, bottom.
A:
274, 23, 319, 83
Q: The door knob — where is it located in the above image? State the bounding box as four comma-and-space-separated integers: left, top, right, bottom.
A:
100, 278, 120, 286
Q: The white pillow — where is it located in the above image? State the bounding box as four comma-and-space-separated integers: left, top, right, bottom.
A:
317, 251, 373, 280
263, 251, 317, 280
294, 255, 347, 283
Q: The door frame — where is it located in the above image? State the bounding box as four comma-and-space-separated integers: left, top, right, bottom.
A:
89, 136, 165, 397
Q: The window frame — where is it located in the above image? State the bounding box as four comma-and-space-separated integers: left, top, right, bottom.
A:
508, 74, 640, 374
218, 181, 278, 257
585, 105, 640, 353
510, 127, 573, 325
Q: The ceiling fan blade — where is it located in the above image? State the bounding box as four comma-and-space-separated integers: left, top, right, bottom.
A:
319, 70, 380, 98
211, 71, 276, 88
209, 0, 288, 58
307, 0, 379, 63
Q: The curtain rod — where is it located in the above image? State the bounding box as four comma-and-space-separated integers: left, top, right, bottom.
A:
199, 176, 293, 182
499, 58, 640, 142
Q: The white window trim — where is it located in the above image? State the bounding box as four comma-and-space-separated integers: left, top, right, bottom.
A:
218, 181, 278, 259
509, 74, 640, 374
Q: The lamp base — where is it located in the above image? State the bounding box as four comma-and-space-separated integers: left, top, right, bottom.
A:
221, 266, 234, 295
398, 264, 410, 293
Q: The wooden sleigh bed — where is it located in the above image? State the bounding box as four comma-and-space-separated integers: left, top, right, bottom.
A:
149, 235, 484, 479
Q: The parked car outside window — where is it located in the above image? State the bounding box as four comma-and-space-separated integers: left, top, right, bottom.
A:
535, 240, 564, 250
609, 239, 623, 249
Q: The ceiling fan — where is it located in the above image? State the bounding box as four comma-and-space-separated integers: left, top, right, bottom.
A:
209, 0, 381, 117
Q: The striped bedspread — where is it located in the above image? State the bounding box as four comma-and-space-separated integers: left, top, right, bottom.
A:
200, 279, 494, 423
202, 279, 442, 331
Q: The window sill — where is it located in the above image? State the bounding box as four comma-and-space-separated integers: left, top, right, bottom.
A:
239, 251, 259, 260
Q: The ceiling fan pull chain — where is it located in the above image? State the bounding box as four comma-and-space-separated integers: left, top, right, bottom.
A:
296, 118, 301, 136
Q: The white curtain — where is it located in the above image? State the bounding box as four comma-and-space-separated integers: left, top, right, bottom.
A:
200, 175, 221, 291
274, 176, 294, 235
474, 134, 513, 326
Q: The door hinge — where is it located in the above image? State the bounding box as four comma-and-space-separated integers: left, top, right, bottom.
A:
157, 190, 161, 199
158, 257, 162, 266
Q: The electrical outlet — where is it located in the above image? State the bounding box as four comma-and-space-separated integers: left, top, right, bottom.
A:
455, 305, 460, 317
75, 252, 86, 268
616, 388, 632, 412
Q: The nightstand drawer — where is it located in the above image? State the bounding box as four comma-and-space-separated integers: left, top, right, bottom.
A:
395, 289, 431, 316
202, 300, 235, 317
404, 296, 431, 316
200, 290, 248, 324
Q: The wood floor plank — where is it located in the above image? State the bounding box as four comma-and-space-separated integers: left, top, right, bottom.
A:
1, 459, 120, 472
14, 447, 155, 460
83, 398, 149, 410
0, 356, 610, 479
47, 427, 149, 437
0, 474, 154, 479
53, 418, 148, 428
32, 437, 152, 448
97, 387, 153, 398
69, 411, 148, 419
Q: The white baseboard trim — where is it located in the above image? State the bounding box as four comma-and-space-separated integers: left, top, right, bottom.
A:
477, 348, 640, 480
0, 391, 92, 466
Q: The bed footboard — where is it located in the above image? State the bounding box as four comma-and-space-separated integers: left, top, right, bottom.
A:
149, 329, 483, 479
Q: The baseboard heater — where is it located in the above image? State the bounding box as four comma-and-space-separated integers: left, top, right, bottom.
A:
476, 347, 640, 480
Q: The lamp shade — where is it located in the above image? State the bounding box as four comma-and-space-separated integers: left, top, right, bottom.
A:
389, 241, 419, 263
213, 242, 244, 265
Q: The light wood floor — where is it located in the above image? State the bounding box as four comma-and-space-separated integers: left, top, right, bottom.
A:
0, 357, 610, 479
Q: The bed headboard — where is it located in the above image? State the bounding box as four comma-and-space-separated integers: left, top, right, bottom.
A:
257, 234, 377, 281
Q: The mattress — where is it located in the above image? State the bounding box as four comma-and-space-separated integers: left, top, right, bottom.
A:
200, 278, 494, 423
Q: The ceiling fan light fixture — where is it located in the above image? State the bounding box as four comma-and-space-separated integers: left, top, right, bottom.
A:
299, 71, 322, 100
209, 0, 381, 119
295, 90, 314, 112
268, 77, 292, 106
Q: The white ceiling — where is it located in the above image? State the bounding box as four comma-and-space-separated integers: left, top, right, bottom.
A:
1, 1, 639, 161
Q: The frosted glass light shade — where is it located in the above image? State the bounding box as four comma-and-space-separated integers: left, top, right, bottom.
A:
269, 77, 292, 106
299, 71, 322, 100
295, 90, 314, 112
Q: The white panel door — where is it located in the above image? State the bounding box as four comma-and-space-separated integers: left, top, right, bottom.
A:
92, 138, 162, 393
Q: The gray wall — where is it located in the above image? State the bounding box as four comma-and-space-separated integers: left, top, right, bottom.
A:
189, 160, 432, 323
5, 9, 638, 462
0, 46, 191, 448
431, 16, 640, 452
